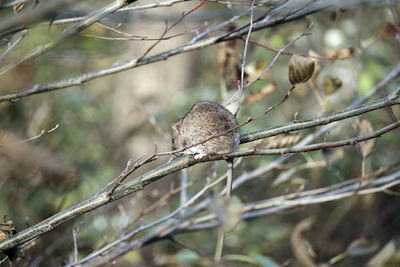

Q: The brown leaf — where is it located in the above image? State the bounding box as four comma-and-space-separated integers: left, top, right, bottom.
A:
0, 231, 7, 242
308, 50, 321, 89
0, 220, 15, 242
354, 118, 377, 158
329, 11, 337, 21
245, 60, 270, 82
258, 132, 302, 149
13, 3, 24, 13
378, 22, 399, 38
288, 55, 315, 85
241, 82, 277, 105
325, 47, 359, 60
218, 29, 240, 91
218, 40, 238, 76
322, 75, 343, 95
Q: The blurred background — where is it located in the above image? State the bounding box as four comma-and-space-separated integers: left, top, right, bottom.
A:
0, 0, 400, 266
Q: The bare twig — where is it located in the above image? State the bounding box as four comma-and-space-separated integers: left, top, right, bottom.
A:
80, 169, 400, 265
82, 21, 207, 42
0, 0, 76, 36
72, 228, 79, 263
105, 154, 158, 197
234, 0, 256, 116
0, 0, 129, 76
0, 0, 343, 103
245, 39, 356, 61
0, 124, 59, 146
0, 30, 27, 63
1, 93, 398, 254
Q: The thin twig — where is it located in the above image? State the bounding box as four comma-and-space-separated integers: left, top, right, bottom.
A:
0, 0, 129, 76
0, 0, 338, 103
0, 30, 27, 63
0, 124, 59, 146
1, 88, 399, 255
72, 228, 79, 263
80, 169, 400, 265
234, 0, 256, 116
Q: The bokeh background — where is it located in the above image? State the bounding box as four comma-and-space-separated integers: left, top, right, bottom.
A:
1, 0, 400, 266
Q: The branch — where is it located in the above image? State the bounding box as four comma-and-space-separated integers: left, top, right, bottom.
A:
0, 90, 399, 253
0, 0, 130, 76
79, 169, 400, 265
0, 0, 387, 103
0, 0, 77, 37
240, 87, 400, 143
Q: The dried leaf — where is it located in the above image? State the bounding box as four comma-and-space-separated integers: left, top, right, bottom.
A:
0, 220, 15, 242
13, 3, 24, 13
322, 75, 342, 95
354, 118, 377, 158
0, 231, 7, 242
245, 60, 270, 82
378, 22, 399, 38
218, 33, 240, 90
325, 47, 359, 60
308, 50, 321, 89
288, 55, 315, 85
218, 40, 238, 76
222, 65, 241, 91
241, 82, 277, 105
291, 217, 317, 267
209, 195, 243, 233
258, 132, 302, 149
346, 237, 379, 256
329, 11, 337, 21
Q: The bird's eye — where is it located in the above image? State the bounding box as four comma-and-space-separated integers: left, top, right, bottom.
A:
172, 138, 175, 144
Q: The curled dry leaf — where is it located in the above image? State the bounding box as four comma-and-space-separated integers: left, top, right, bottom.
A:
209, 195, 243, 233
354, 118, 377, 158
241, 82, 277, 105
325, 47, 360, 60
13, 3, 24, 13
288, 55, 315, 85
291, 217, 317, 267
322, 75, 343, 95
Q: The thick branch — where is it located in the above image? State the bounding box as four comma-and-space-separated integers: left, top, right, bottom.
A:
240, 87, 400, 143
